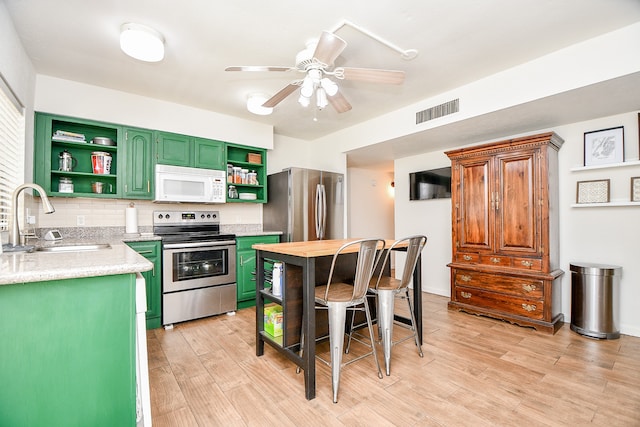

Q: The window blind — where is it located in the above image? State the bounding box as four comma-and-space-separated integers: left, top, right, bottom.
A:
0, 74, 25, 231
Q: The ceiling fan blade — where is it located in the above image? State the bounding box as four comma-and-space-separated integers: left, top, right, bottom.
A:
327, 90, 352, 113
262, 81, 301, 108
313, 31, 347, 66
225, 66, 293, 72
338, 67, 405, 84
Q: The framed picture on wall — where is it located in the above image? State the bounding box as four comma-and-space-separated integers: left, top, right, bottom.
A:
583, 126, 624, 166
576, 179, 610, 204
631, 177, 640, 202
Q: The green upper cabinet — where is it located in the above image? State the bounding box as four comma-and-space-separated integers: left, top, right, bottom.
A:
123, 128, 154, 199
226, 143, 267, 203
156, 131, 225, 170
194, 138, 225, 170
156, 131, 191, 166
34, 113, 121, 198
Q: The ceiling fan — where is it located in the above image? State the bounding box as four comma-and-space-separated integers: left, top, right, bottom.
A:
225, 31, 406, 113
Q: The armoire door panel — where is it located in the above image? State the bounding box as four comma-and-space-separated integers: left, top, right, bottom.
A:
458, 159, 492, 251
496, 151, 539, 254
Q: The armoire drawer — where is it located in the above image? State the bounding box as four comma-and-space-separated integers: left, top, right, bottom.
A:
451, 269, 544, 298
454, 285, 544, 320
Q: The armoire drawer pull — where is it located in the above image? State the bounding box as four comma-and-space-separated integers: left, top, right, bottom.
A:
490, 257, 501, 264
522, 303, 537, 312
459, 275, 472, 282
460, 292, 472, 299
463, 255, 473, 261
522, 284, 537, 292
521, 260, 534, 267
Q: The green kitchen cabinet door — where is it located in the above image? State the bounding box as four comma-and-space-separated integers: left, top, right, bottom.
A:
236, 234, 280, 309
0, 274, 136, 427
194, 137, 225, 170
124, 127, 154, 199
156, 131, 192, 167
126, 240, 162, 329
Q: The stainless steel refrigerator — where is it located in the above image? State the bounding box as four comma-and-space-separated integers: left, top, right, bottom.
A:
263, 167, 344, 242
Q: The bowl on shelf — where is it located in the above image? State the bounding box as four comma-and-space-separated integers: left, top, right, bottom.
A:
91, 137, 116, 146
238, 193, 257, 200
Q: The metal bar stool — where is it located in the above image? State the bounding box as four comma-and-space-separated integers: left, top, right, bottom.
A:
366, 235, 427, 376
300, 238, 385, 403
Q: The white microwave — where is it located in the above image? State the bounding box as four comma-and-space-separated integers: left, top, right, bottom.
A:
155, 164, 226, 203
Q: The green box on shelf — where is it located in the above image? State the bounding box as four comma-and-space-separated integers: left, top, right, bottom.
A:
264, 303, 283, 337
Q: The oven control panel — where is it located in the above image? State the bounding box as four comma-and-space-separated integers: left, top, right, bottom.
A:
154, 210, 219, 225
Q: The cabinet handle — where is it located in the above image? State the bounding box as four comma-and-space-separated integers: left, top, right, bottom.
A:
522, 303, 537, 312
521, 260, 533, 268
495, 192, 499, 211
147, 180, 150, 193
460, 291, 472, 299
124, 184, 128, 192
463, 255, 472, 261
521, 284, 537, 293
490, 257, 501, 264
459, 274, 472, 282
490, 192, 495, 210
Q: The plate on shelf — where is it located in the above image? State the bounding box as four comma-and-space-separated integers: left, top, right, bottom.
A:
239, 193, 257, 200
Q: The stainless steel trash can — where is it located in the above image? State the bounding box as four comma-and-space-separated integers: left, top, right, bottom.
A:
570, 263, 621, 339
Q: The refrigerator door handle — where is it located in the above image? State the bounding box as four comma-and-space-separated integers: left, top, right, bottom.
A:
319, 184, 327, 240
315, 184, 321, 239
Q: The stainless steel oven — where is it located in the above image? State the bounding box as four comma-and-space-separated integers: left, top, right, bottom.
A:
154, 210, 236, 326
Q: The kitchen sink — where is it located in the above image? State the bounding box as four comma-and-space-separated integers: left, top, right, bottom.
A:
36, 243, 112, 252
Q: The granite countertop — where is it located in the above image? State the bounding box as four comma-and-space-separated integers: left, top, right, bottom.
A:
0, 239, 153, 286
0, 229, 280, 286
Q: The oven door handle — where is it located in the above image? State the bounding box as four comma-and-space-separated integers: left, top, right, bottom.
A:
163, 240, 236, 249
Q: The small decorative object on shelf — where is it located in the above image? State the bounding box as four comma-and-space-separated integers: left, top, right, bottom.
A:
631, 177, 640, 202
577, 179, 610, 204
247, 153, 262, 164
583, 126, 624, 166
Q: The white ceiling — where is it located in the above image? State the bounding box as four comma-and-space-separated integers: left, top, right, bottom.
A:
5, 0, 640, 168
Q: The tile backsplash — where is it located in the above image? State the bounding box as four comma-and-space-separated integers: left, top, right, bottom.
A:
32, 197, 262, 230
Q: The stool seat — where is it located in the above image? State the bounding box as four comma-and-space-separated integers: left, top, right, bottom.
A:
315, 282, 361, 303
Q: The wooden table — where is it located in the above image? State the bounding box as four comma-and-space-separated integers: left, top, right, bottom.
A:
253, 238, 423, 400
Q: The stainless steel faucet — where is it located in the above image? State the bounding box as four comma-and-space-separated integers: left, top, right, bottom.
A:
8, 183, 55, 247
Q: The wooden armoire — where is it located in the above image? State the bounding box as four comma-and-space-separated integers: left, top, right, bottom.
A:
446, 132, 564, 334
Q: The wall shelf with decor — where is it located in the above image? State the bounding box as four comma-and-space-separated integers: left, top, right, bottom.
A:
570, 159, 640, 172
571, 201, 640, 208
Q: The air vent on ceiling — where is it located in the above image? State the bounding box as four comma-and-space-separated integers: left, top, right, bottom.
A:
416, 98, 459, 124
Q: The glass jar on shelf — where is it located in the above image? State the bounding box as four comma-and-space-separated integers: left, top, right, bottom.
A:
228, 185, 238, 199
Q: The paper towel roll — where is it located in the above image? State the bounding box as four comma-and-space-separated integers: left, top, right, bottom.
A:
125, 203, 139, 234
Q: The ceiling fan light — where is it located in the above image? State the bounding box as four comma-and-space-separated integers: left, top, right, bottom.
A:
120, 23, 165, 62
246, 94, 273, 115
320, 78, 338, 96
316, 87, 328, 109
298, 94, 310, 107
300, 76, 314, 97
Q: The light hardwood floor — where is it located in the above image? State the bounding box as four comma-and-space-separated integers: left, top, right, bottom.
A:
147, 293, 640, 426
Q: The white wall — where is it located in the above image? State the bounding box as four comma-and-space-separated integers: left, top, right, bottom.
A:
0, 2, 35, 182
35, 75, 274, 149
347, 168, 395, 240
395, 152, 453, 295
393, 111, 640, 337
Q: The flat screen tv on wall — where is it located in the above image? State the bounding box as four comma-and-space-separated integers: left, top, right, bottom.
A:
409, 166, 452, 200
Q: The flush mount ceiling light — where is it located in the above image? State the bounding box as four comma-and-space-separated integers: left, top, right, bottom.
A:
120, 23, 165, 62
246, 93, 273, 115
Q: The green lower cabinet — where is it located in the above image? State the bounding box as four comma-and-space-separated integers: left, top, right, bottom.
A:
236, 234, 280, 309
0, 274, 137, 427
126, 240, 162, 329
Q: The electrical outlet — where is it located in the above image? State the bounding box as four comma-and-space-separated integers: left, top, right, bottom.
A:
76, 215, 85, 226
26, 215, 36, 225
